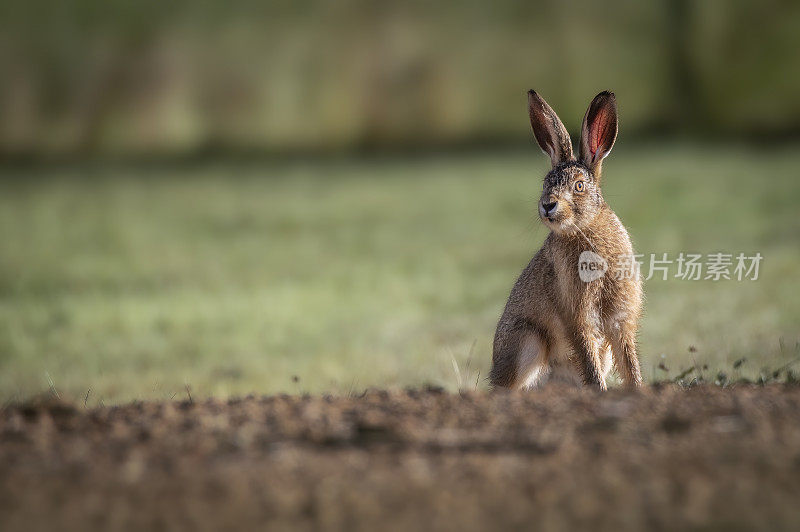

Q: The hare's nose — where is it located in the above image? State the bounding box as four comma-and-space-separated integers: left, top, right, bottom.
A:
542, 201, 558, 215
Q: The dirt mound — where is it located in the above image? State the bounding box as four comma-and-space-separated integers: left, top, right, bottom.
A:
2, 385, 800, 531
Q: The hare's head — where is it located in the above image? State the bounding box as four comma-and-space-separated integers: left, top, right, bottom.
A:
527, 90, 618, 235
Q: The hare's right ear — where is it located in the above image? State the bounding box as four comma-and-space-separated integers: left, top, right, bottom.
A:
528, 90, 573, 167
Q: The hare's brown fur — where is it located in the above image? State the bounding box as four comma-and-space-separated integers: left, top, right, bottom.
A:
490, 90, 643, 390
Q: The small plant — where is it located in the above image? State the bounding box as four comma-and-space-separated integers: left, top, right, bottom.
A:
657, 354, 800, 388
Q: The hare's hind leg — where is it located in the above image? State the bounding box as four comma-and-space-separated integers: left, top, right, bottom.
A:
516, 333, 549, 389
490, 323, 549, 390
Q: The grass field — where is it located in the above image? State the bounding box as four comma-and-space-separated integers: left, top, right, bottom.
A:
1, 144, 798, 403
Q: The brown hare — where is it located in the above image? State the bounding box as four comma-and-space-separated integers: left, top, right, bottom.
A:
490, 90, 643, 391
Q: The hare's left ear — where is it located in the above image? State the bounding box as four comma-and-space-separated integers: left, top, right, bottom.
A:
579, 91, 618, 178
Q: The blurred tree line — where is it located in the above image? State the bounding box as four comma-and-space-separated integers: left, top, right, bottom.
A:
1, 0, 798, 157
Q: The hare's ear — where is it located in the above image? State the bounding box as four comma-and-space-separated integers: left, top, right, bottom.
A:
528, 90, 573, 167
579, 91, 618, 177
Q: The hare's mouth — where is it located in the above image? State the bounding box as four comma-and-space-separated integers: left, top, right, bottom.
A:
540, 214, 572, 234
541, 215, 561, 230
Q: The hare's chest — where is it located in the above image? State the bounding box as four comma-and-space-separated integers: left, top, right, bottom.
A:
551, 246, 597, 309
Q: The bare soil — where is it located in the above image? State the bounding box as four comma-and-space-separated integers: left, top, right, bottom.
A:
2, 385, 800, 531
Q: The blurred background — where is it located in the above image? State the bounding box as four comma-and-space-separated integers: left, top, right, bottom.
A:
1, 0, 799, 403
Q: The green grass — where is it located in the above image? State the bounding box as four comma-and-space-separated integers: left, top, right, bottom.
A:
1, 144, 799, 403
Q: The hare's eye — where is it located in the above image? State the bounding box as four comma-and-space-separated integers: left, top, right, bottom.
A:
574, 180, 585, 192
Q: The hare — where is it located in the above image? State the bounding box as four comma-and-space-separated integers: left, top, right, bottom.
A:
490, 90, 643, 391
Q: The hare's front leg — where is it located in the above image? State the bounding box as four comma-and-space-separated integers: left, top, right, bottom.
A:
566, 313, 607, 390
608, 321, 643, 387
